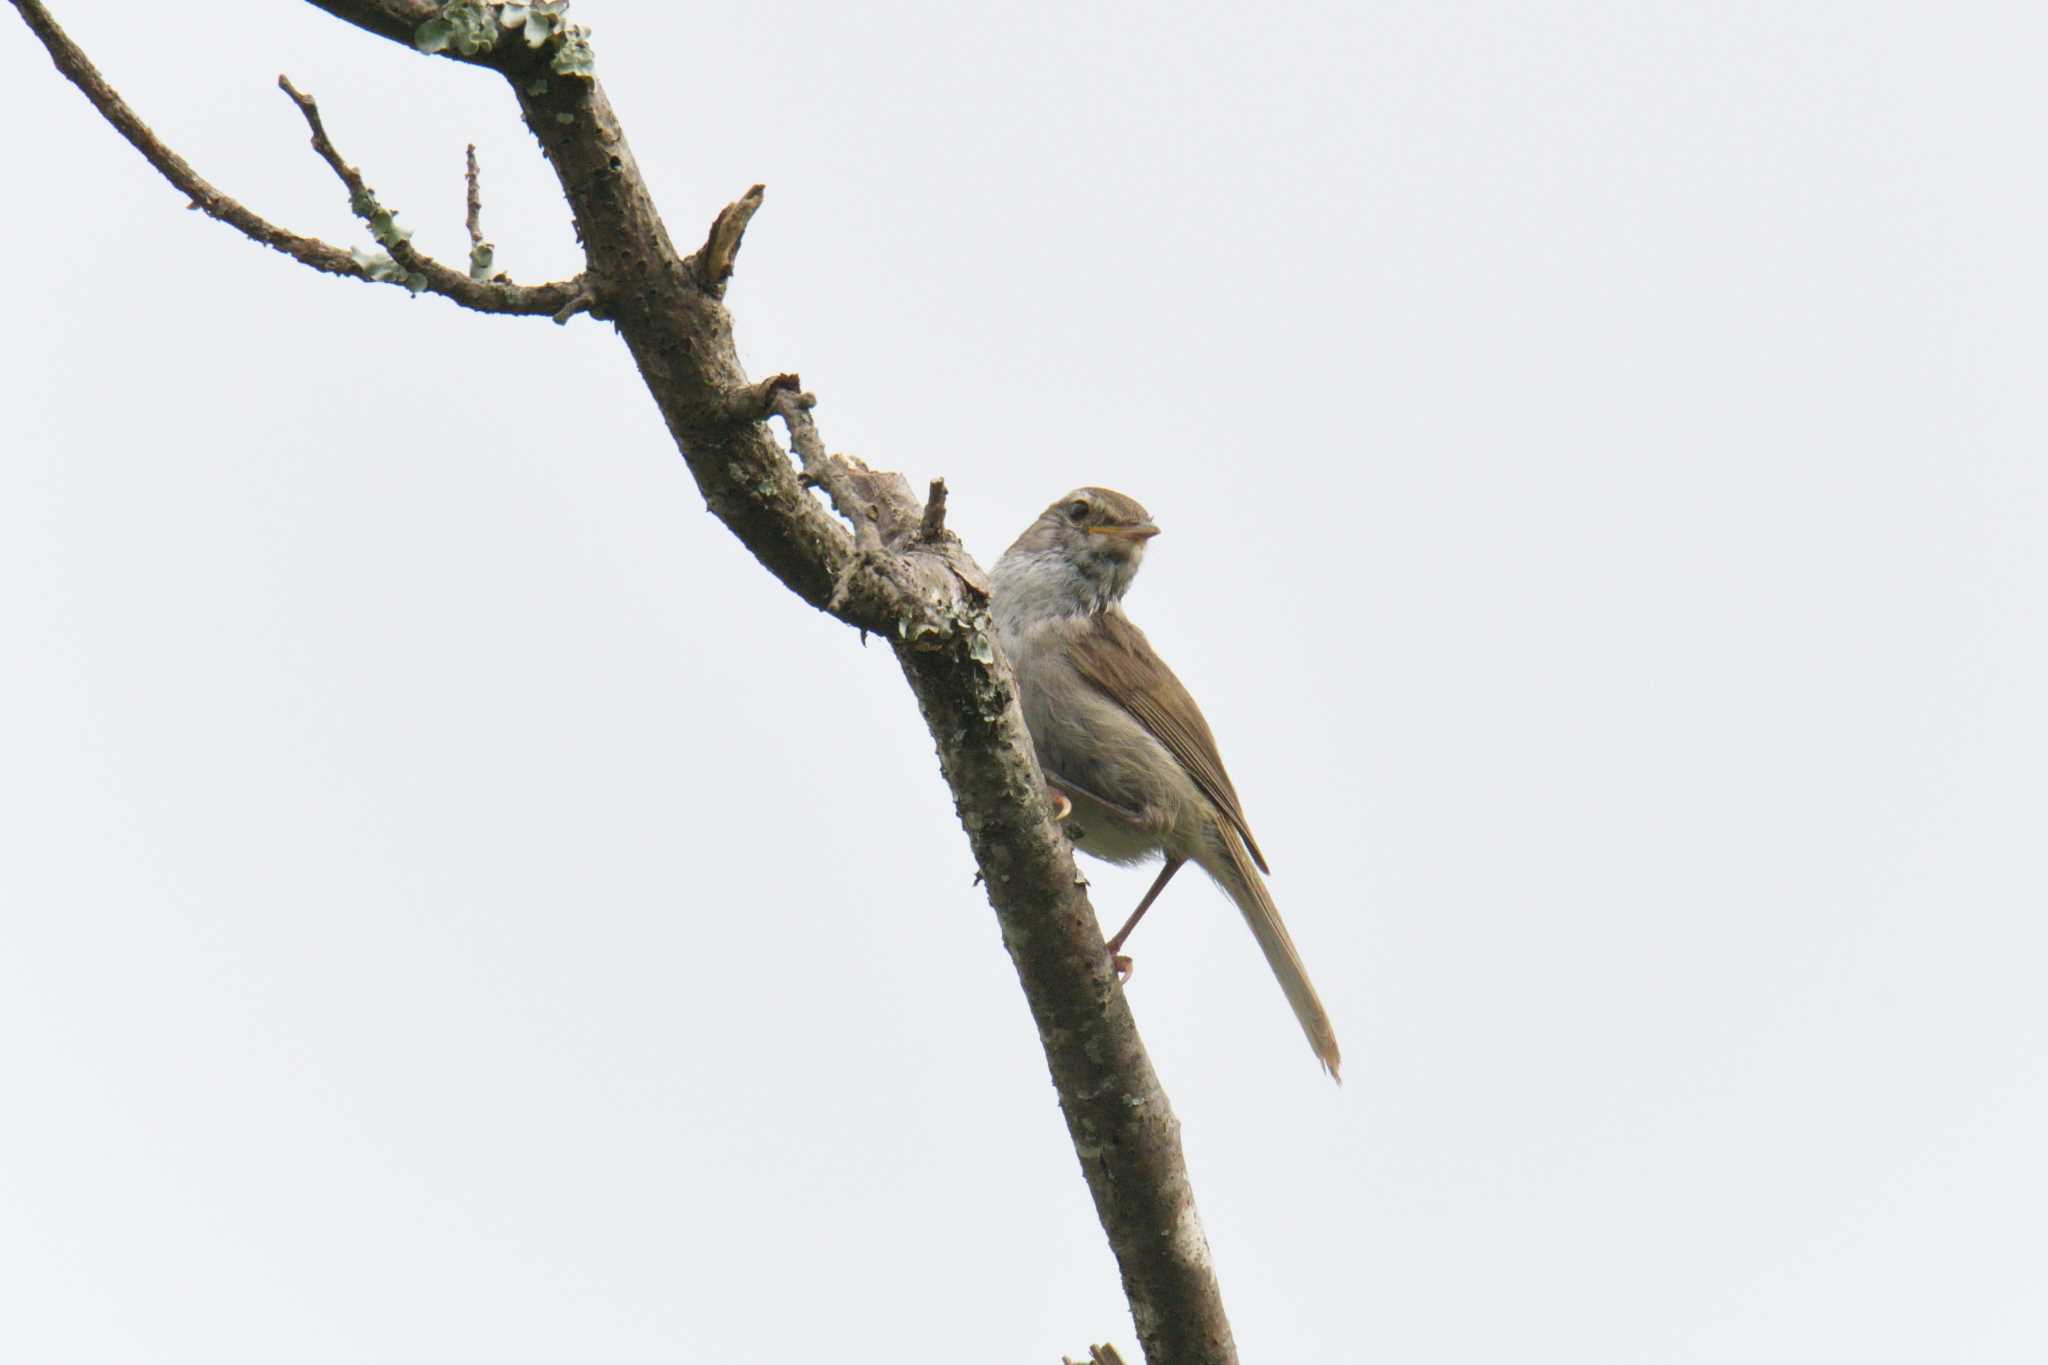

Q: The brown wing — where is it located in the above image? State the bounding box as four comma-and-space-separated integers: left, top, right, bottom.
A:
1066, 611, 1270, 873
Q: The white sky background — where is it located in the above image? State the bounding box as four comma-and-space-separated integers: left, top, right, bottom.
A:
3, 2, 2043, 1361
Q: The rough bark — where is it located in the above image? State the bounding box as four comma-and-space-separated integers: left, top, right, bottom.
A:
10, 2, 1240, 1358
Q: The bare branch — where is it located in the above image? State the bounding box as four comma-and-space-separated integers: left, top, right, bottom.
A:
275, 73, 581, 314
8, 0, 582, 316
11, 0, 361, 281
464, 143, 489, 247
277, 77, 355, 194
464, 145, 483, 246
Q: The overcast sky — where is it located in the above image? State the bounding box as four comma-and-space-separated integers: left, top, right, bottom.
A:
4, 3, 2044, 1362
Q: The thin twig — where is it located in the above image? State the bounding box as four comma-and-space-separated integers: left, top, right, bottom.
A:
462, 142, 498, 282
274, 72, 580, 313
464, 143, 484, 251
277, 75, 356, 196
276, 74, 432, 276
11, 0, 358, 280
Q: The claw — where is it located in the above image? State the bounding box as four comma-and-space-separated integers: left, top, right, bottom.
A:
1048, 790, 1072, 822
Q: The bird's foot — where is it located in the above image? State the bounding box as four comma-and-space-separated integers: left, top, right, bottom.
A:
1109, 948, 1134, 983
1048, 790, 1072, 822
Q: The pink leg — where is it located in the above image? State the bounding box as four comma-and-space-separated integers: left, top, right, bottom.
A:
1105, 856, 1185, 980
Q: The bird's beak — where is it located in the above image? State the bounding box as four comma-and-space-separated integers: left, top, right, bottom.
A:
1089, 524, 1161, 541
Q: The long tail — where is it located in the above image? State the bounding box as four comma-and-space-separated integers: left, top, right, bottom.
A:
1199, 825, 1343, 1081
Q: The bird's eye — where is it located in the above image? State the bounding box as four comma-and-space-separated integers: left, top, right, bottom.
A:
1066, 499, 1091, 522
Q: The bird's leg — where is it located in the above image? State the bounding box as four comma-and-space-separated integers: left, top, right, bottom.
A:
1105, 855, 1185, 981
1044, 767, 1159, 829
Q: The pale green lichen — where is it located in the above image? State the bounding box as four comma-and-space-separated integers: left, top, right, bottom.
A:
351, 195, 413, 251
341, 185, 426, 292
499, 1, 567, 47
348, 247, 426, 295
414, 0, 498, 56
501, 1, 597, 79
349, 246, 402, 281
550, 28, 596, 77
417, 2, 594, 78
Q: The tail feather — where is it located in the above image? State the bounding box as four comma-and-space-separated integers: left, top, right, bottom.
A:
1200, 827, 1343, 1081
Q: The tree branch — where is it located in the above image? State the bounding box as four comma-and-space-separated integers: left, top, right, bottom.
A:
297, 0, 451, 58
10, 1, 1244, 1358
10, 0, 584, 318
465, 144, 484, 247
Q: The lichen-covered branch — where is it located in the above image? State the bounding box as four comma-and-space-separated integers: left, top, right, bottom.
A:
463, 143, 497, 281
8, 0, 1243, 1359
11, 0, 583, 317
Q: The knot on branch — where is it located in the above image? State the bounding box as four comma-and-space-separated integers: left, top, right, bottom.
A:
918, 477, 952, 544
551, 281, 597, 324
720, 372, 804, 423
690, 184, 764, 297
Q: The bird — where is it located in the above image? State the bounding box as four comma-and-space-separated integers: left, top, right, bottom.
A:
991, 486, 1342, 1079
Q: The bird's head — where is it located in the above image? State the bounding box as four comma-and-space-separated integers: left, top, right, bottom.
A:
1012, 487, 1160, 609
